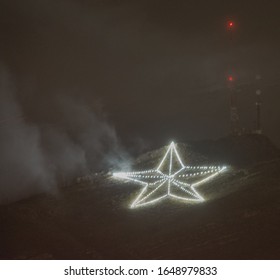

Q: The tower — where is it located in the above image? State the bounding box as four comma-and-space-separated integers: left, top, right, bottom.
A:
226, 20, 240, 135
255, 75, 262, 134
227, 75, 240, 135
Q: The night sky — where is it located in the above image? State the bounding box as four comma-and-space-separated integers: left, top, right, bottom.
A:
1, 0, 280, 148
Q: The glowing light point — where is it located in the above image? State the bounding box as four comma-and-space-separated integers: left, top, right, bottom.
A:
113, 142, 227, 208
227, 20, 235, 30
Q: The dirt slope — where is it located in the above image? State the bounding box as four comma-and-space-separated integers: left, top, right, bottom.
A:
0, 135, 279, 259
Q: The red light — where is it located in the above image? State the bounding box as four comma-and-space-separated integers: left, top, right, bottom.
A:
228, 75, 233, 82
227, 21, 234, 30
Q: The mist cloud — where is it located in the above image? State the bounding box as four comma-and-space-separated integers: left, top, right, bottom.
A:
0, 69, 130, 204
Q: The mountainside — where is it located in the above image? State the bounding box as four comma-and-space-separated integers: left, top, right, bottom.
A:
0, 134, 280, 259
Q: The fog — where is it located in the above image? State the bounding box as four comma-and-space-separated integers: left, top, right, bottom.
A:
0, 69, 130, 204
1, 0, 280, 204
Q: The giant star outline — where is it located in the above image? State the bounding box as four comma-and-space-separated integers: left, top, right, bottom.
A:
113, 142, 227, 208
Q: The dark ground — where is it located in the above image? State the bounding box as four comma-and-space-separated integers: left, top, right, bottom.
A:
1, 134, 280, 259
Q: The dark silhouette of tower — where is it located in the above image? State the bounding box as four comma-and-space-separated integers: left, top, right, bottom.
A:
255, 75, 262, 134
226, 20, 240, 135
227, 75, 240, 135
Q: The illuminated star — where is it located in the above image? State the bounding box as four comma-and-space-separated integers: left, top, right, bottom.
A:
113, 142, 227, 208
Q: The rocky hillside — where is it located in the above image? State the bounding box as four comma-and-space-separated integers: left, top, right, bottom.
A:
0, 134, 279, 259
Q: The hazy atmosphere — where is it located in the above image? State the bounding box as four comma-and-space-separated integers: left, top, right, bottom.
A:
1, 1, 280, 262
1, 0, 280, 201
